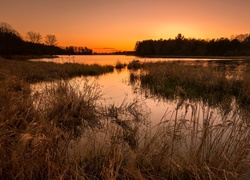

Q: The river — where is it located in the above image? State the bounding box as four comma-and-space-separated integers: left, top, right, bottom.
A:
30, 55, 243, 125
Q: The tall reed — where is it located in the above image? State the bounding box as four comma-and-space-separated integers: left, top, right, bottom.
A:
136, 101, 250, 179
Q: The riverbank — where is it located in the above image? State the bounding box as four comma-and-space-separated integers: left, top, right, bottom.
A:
0, 57, 114, 83
136, 55, 250, 60
8, 55, 60, 60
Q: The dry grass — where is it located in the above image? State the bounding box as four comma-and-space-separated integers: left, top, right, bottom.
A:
0, 57, 250, 179
0, 76, 148, 179
136, 102, 250, 179
129, 60, 250, 107
0, 57, 114, 83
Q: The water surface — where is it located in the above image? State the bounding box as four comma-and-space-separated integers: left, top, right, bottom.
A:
30, 55, 239, 65
31, 55, 246, 125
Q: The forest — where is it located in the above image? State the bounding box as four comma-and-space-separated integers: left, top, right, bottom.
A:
0, 22, 93, 58
135, 33, 250, 56
2, 21, 250, 58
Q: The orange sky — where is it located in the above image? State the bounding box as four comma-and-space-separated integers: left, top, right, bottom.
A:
1, 0, 250, 53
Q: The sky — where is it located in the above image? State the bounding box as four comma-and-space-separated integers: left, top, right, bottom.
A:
1, 0, 250, 53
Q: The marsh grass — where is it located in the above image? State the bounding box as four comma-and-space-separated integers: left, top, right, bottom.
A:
0, 57, 250, 179
136, 102, 250, 179
32, 80, 104, 138
126, 60, 250, 178
115, 60, 126, 69
129, 60, 250, 108
128, 59, 141, 69
0, 75, 149, 179
0, 57, 114, 83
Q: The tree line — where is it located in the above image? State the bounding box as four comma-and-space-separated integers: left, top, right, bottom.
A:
0, 22, 93, 58
135, 33, 250, 56
65, 46, 92, 55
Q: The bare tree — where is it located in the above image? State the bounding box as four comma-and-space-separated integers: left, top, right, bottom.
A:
26, 31, 42, 43
45, 34, 57, 46
0, 22, 21, 37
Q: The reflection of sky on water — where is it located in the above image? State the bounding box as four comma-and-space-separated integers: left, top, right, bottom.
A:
74, 68, 180, 125
30, 55, 250, 126
31, 66, 231, 126
29, 55, 243, 66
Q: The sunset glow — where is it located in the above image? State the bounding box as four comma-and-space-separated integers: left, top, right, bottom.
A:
1, 0, 250, 53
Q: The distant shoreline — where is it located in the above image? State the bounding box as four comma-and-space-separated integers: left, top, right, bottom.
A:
77, 54, 250, 59
135, 55, 250, 59
6, 54, 250, 61
7, 55, 59, 60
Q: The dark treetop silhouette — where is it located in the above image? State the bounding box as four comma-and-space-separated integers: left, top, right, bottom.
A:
135, 33, 250, 56
0, 22, 93, 58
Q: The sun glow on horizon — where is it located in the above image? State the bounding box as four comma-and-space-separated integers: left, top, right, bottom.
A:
1, 0, 250, 53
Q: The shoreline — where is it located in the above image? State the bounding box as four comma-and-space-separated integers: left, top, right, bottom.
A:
12, 55, 59, 60
135, 55, 250, 59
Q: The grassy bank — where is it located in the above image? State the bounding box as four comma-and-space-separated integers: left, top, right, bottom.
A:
0, 58, 250, 179
0, 57, 114, 83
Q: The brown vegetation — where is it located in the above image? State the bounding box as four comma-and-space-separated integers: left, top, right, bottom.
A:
0, 57, 250, 179
0, 57, 114, 83
129, 60, 250, 107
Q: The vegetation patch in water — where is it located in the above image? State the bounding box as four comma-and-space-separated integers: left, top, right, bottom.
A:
129, 60, 250, 109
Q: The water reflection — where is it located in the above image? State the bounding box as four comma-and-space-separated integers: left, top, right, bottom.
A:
30, 55, 137, 65
30, 55, 246, 66
29, 56, 250, 177
31, 67, 242, 126
30, 55, 250, 125
128, 60, 250, 126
